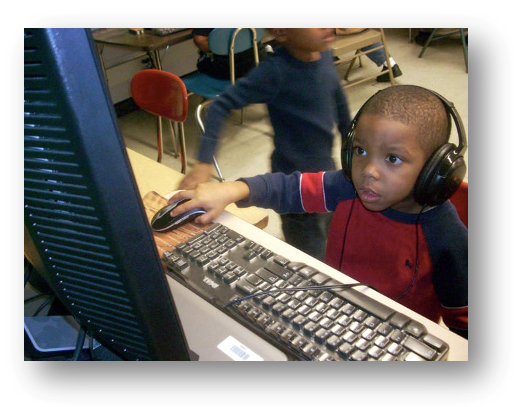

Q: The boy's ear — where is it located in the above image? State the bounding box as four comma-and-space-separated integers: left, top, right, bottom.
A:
269, 28, 288, 43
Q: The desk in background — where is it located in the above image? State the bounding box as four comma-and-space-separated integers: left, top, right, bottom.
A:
126, 148, 269, 229
93, 28, 193, 71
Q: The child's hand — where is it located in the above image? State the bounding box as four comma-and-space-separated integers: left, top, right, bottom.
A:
168, 181, 250, 224
178, 162, 213, 190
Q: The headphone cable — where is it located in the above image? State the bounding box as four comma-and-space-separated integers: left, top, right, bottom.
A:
394, 204, 427, 300
338, 193, 357, 271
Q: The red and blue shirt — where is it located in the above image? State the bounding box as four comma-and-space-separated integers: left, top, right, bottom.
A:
239, 170, 468, 334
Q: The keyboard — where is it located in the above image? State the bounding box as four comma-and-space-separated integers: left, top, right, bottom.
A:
162, 223, 450, 361
151, 28, 189, 37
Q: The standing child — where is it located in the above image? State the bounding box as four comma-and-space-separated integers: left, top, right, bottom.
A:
171, 85, 468, 338
179, 28, 352, 262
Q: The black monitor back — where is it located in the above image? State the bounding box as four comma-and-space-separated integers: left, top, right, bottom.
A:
24, 28, 191, 360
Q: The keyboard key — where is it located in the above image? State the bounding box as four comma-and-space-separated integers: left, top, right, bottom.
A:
311, 272, 331, 285
314, 328, 330, 343
280, 328, 297, 343
256, 267, 279, 284
236, 280, 257, 295
339, 289, 395, 321
368, 345, 385, 360
246, 274, 262, 286
243, 250, 258, 261
423, 333, 447, 352
325, 335, 342, 350
390, 312, 411, 329
265, 262, 292, 280
405, 320, 427, 338
274, 255, 289, 267
297, 266, 318, 278
337, 342, 354, 359
350, 350, 368, 361
403, 337, 437, 361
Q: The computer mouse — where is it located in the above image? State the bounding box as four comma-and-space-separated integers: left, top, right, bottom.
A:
150, 199, 207, 232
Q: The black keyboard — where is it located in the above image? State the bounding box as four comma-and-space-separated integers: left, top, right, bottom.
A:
151, 28, 189, 37
162, 223, 449, 361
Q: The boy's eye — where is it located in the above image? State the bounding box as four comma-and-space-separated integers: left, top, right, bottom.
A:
353, 146, 366, 156
387, 155, 403, 164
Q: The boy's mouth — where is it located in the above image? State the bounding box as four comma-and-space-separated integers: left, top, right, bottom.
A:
358, 187, 380, 203
324, 33, 335, 43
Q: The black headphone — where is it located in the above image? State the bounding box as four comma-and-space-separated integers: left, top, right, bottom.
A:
341, 86, 467, 206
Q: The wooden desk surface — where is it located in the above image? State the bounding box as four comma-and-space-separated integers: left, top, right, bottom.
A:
93, 28, 193, 52
126, 148, 269, 229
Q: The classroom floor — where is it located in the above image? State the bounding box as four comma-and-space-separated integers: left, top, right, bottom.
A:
118, 28, 469, 241
24, 28, 468, 349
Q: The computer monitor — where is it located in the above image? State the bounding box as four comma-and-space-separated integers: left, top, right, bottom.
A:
24, 28, 192, 360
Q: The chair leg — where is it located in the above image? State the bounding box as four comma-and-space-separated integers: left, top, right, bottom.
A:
212, 156, 225, 182
178, 122, 187, 174
194, 99, 213, 134
156, 116, 163, 163
344, 51, 359, 81
167, 120, 179, 158
419, 29, 437, 58
380, 29, 395, 85
460, 28, 468, 73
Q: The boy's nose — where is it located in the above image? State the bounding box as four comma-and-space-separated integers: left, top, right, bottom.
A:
362, 161, 380, 179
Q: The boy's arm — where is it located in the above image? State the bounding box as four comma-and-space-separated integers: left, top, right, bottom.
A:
425, 206, 468, 338
238, 170, 352, 213
196, 64, 280, 165
172, 170, 351, 224
179, 59, 280, 191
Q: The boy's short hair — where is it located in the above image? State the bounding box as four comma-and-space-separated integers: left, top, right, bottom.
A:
361, 85, 451, 157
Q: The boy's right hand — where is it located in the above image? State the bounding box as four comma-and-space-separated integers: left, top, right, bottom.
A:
168, 181, 250, 225
178, 162, 214, 190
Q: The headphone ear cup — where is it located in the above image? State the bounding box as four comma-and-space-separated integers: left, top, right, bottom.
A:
414, 143, 466, 206
341, 130, 354, 182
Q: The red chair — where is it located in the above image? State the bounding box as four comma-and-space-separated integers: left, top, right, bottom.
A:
131, 70, 188, 172
449, 181, 468, 228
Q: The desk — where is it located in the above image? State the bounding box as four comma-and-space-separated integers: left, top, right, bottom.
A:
126, 148, 269, 229
93, 28, 193, 71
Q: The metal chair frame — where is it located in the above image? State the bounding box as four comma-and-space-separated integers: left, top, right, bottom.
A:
332, 29, 395, 88
418, 28, 468, 73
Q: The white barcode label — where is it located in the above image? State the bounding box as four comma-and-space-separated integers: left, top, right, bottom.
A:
217, 336, 264, 361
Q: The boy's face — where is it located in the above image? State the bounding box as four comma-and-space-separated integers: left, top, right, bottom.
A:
351, 114, 429, 213
272, 28, 335, 61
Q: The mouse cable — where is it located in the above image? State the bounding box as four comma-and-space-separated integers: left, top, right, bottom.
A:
223, 282, 378, 309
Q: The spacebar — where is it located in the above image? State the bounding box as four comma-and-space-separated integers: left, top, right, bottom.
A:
338, 288, 395, 320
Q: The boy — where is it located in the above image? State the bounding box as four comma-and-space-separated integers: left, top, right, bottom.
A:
179, 28, 352, 262
170, 85, 468, 338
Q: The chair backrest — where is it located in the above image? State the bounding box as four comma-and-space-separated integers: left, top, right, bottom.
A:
208, 28, 264, 85
131, 69, 188, 122
208, 28, 264, 55
449, 181, 468, 228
